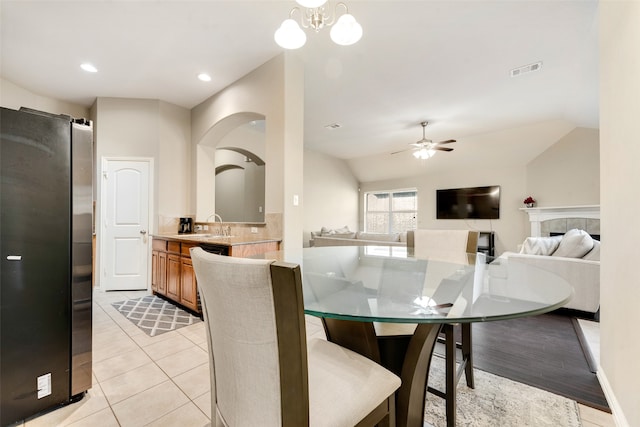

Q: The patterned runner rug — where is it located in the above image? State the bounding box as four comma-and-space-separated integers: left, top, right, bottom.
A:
112, 295, 202, 337
424, 355, 582, 427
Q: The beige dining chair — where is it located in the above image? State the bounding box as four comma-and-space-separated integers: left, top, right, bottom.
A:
378, 229, 479, 425
190, 247, 401, 427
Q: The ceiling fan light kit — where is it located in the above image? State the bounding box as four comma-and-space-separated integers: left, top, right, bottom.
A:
275, 0, 363, 49
392, 121, 456, 159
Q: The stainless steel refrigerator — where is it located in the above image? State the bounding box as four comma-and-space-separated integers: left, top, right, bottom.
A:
1, 107, 93, 425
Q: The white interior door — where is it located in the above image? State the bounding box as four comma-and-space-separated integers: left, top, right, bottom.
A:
102, 159, 151, 291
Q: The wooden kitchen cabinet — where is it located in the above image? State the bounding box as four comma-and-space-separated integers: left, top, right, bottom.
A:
151, 237, 281, 314
152, 239, 168, 296
179, 243, 198, 312
166, 254, 181, 301
180, 257, 198, 312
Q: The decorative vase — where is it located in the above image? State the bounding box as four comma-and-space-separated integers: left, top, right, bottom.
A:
525, 202, 535, 208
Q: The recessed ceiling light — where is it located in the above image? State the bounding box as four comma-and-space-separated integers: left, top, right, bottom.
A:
80, 63, 98, 73
198, 73, 212, 82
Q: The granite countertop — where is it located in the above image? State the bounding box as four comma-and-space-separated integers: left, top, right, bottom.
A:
152, 233, 281, 246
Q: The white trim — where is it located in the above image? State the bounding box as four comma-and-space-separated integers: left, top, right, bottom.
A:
520, 205, 600, 237
597, 367, 629, 427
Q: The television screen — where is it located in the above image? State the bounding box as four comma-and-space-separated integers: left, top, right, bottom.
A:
436, 186, 500, 219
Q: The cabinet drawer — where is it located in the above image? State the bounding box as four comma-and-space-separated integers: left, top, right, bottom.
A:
152, 239, 167, 251
181, 242, 197, 257
168, 241, 181, 253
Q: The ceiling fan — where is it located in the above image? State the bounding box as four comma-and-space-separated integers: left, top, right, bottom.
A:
391, 121, 456, 159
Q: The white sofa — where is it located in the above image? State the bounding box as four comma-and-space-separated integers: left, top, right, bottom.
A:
497, 229, 600, 315
310, 227, 407, 247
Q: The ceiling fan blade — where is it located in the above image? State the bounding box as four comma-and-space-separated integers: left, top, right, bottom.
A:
390, 147, 412, 155
433, 147, 454, 152
433, 139, 456, 145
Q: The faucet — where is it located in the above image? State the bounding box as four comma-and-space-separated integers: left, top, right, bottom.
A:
206, 213, 224, 236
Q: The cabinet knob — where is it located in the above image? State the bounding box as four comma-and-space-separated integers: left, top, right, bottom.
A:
140, 230, 147, 235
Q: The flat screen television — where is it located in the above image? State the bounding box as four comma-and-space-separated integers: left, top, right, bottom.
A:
436, 185, 500, 219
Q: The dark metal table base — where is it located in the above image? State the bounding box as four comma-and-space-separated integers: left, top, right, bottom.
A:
322, 319, 473, 427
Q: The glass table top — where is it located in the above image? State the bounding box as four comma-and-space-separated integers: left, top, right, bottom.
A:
294, 246, 572, 324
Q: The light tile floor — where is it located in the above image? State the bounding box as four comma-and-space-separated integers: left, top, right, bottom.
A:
14, 289, 614, 427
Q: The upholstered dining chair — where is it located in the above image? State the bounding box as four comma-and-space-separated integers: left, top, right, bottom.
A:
190, 247, 401, 427
377, 229, 479, 425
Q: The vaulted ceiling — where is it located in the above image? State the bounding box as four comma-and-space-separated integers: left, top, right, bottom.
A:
1, 1, 598, 181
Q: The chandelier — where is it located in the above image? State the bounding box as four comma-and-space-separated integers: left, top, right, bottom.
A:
274, 0, 363, 49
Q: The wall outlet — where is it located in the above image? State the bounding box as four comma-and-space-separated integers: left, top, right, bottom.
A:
251, 227, 258, 233
37, 373, 51, 399
203, 225, 209, 231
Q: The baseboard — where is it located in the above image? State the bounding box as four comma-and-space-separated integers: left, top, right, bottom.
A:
571, 318, 598, 373
597, 367, 630, 427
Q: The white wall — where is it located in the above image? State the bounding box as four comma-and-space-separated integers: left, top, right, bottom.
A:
359, 165, 526, 255
303, 149, 360, 246
0, 78, 89, 119
526, 127, 599, 206
94, 98, 191, 224
191, 53, 304, 250
93, 97, 191, 286
356, 124, 599, 255
599, 2, 640, 426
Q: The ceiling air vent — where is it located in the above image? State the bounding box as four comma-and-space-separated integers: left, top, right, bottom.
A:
324, 123, 342, 129
510, 61, 542, 77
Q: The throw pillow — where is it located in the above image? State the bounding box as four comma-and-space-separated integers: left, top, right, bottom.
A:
335, 225, 351, 234
552, 229, 594, 258
519, 235, 562, 255
582, 239, 600, 261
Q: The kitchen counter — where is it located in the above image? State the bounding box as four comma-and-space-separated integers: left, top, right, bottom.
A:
152, 233, 281, 247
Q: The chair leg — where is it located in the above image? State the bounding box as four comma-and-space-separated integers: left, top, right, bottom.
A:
444, 324, 457, 427
462, 323, 474, 388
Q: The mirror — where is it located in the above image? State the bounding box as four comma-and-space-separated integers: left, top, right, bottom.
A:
214, 120, 265, 223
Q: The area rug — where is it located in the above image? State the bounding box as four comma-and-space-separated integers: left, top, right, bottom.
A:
112, 295, 202, 337
424, 355, 582, 427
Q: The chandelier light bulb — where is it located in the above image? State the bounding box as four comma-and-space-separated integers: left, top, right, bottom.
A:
274, 18, 307, 49
330, 13, 363, 46
296, 0, 328, 8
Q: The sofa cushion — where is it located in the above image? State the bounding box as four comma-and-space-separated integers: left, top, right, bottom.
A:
356, 232, 400, 242
333, 232, 356, 239
519, 235, 562, 256
582, 239, 600, 261
552, 229, 594, 258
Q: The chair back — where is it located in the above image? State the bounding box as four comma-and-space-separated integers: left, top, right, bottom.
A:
408, 229, 479, 263
190, 248, 309, 426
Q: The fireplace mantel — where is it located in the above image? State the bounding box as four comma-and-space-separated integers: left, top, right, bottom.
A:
520, 205, 600, 237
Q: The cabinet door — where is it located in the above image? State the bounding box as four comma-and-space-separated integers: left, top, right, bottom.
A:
180, 257, 199, 312
151, 251, 158, 292
157, 252, 167, 295
167, 254, 181, 300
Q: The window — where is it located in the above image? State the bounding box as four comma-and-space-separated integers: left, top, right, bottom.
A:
364, 189, 417, 233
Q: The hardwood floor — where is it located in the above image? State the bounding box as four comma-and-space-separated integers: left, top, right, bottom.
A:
462, 311, 609, 412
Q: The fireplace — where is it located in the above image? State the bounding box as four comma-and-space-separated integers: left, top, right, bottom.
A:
521, 205, 600, 238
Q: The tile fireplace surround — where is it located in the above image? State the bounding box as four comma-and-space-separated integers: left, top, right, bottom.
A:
521, 205, 600, 238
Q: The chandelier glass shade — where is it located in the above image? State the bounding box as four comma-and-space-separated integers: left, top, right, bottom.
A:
275, 0, 363, 49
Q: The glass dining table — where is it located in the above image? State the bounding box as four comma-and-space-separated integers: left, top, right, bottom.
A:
267, 245, 573, 427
